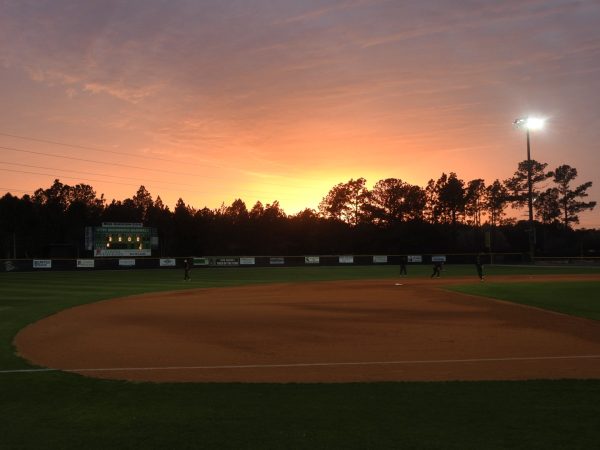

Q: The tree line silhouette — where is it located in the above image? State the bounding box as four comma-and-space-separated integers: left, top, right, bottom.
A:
0, 160, 597, 258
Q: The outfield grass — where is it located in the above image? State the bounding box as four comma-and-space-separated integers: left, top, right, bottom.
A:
1, 265, 600, 449
449, 281, 600, 320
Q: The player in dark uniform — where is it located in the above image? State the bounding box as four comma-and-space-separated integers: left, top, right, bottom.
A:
184, 258, 191, 281
431, 261, 442, 278
399, 255, 407, 276
475, 254, 484, 281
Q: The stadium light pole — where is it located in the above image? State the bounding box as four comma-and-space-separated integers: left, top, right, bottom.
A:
513, 116, 545, 262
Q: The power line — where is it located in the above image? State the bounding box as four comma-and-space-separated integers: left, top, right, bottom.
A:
0, 131, 185, 165
0, 167, 301, 201
0, 131, 323, 184
0, 167, 159, 189
0, 161, 304, 200
0, 144, 204, 177
0, 187, 31, 194
0, 144, 314, 189
0, 160, 199, 187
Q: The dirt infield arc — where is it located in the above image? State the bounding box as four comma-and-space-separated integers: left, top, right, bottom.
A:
15, 275, 600, 383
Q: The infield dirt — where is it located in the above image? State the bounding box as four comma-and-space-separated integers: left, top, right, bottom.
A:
14, 274, 600, 383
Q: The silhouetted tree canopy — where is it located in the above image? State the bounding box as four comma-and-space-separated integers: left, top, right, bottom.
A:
0, 162, 597, 258
504, 159, 552, 213
549, 164, 596, 227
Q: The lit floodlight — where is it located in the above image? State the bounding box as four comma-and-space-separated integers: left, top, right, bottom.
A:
514, 116, 545, 130
525, 117, 545, 130
512, 114, 547, 262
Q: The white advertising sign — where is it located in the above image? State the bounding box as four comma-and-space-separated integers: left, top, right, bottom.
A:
33, 259, 52, 269
339, 255, 354, 264
240, 257, 256, 265
408, 255, 423, 263
432, 255, 447, 262
119, 259, 136, 267
215, 258, 240, 266
102, 222, 143, 227
373, 255, 388, 264
305, 256, 320, 264
95, 249, 151, 257
159, 258, 176, 267
76, 259, 95, 268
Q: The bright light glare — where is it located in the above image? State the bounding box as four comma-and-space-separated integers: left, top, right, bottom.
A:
525, 117, 545, 130
514, 116, 546, 131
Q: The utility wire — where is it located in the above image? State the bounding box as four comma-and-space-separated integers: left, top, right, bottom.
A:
0, 131, 186, 165
0, 160, 203, 187
0, 144, 207, 177
0, 144, 312, 190
0, 187, 31, 194
0, 167, 300, 201
0, 131, 322, 184
0, 167, 162, 189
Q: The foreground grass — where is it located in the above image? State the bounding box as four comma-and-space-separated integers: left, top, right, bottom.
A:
450, 281, 600, 320
3, 374, 599, 450
2, 266, 600, 449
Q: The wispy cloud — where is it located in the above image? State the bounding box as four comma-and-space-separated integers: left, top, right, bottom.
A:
82, 81, 161, 103
276, 0, 382, 24
1, 0, 599, 222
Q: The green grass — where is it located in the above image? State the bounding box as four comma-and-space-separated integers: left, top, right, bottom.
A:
449, 281, 600, 320
2, 265, 600, 449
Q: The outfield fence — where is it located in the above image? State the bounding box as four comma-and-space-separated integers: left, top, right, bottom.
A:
532, 256, 600, 266
0, 252, 539, 272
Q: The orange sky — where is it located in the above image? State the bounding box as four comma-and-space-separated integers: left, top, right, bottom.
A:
1, 0, 599, 227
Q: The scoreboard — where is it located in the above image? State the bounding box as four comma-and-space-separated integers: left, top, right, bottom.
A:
87, 223, 156, 257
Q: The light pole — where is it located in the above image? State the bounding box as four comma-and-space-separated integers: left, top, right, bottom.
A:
513, 116, 545, 262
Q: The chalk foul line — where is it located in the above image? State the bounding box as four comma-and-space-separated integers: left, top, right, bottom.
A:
2, 354, 600, 374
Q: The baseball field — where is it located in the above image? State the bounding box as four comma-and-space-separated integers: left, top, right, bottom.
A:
2, 264, 600, 449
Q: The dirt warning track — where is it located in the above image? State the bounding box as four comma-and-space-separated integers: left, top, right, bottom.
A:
14, 275, 600, 383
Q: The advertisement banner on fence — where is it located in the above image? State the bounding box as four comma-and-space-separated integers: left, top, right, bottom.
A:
339, 255, 354, 264
214, 257, 240, 266
240, 257, 256, 265
76, 259, 95, 268
373, 255, 388, 264
33, 260, 52, 269
94, 249, 151, 257
118, 259, 136, 267
193, 257, 209, 266
305, 256, 320, 264
431, 255, 447, 262
269, 257, 285, 265
408, 255, 423, 263
159, 258, 176, 267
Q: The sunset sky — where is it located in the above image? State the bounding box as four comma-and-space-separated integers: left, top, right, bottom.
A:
1, 0, 599, 226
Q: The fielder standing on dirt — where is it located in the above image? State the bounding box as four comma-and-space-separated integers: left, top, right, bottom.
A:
475, 254, 484, 281
431, 261, 442, 278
